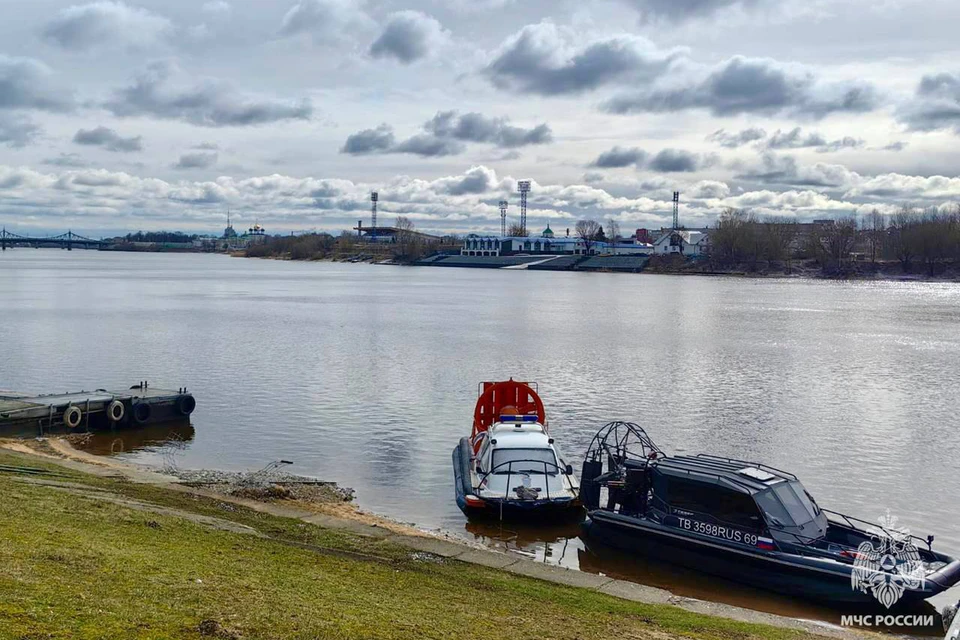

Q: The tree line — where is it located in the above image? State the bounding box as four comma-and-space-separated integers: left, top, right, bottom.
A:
709, 206, 960, 275
245, 216, 440, 262
122, 231, 197, 244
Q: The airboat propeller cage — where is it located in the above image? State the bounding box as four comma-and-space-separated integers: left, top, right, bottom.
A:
580, 421, 664, 510
472, 379, 546, 452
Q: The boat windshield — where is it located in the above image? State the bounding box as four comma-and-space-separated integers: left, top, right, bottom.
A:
754, 481, 826, 541
491, 448, 558, 474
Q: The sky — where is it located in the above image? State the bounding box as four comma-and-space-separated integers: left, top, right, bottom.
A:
2, 0, 960, 236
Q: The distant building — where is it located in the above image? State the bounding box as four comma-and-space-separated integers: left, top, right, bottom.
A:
461, 235, 652, 257
243, 223, 267, 245
353, 222, 444, 244
652, 229, 710, 256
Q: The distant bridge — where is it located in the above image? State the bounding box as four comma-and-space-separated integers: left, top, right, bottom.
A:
0, 228, 108, 251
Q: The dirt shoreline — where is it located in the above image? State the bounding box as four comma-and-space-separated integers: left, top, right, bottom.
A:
0, 437, 436, 540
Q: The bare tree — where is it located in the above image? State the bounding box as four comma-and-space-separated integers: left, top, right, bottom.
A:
867, 208, 884, 264
819, 216, 858, 274
576, 219, 601, 255
762, 216, 799, 270
608, 219, 620, 255
393, 216, 422, 262
889, 206, 919, 272
711, 208, 752, 265
507, 222, 528, 237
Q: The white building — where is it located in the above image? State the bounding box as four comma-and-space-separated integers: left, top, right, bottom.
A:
462, 233, 653, 257
652, 230, 710, 256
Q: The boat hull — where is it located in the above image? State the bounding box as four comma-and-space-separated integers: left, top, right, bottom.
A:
453, 440, 583, 522
583, 512, 960, 606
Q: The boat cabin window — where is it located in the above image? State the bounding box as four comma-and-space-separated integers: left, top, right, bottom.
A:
491, 448, 558, 474
664, 478, 763, 530
753, 481, 826, 542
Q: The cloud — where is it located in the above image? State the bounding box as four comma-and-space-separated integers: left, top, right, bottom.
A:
736, 152, 860, 187
590, 146, 647, 168
41, 1, 173, 51
706, 127, 766, 148
105, 61, 312, 127
0, 55, 74, 112
340, 124, 396, 154
42, 153, 88, 168
619, 0, 764, 22
604, 56, 879, 119
278, 0, 370, 43
5, 162, 960, 235
0, 113, 41, 148
369, 11, 446, 64
649, 148, 702, 172
424, 111, 552, 148
898, 72, 960, 134
202, 1, 232, 14
484, 22, 682, 96
845, 173, 960, 199
342, 111, 552, 157
392, 134, 464, 157
174, 151, 218, 169
73, 126, 143, 152
882, 141, 908, 152
435, 165, 503, 195
708, 126, 863, 152
762, 127, 864, 152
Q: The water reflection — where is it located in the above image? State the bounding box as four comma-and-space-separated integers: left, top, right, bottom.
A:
76, 419, 195, 456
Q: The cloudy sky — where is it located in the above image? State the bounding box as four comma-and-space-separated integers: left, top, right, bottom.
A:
2, 0, 960, 236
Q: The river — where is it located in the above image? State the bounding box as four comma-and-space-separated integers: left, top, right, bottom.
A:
2, 250, 958, 627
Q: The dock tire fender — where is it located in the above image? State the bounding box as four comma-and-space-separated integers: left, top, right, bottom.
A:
106, 400, 125, 422
63, 405, 83, 429
177, 395, 196, 416
457, 437, 474, 499
132, 402, 151, 424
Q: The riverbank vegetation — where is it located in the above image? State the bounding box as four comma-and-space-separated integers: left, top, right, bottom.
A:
704, 206, 960, 278
0, 448, 822, 640
246, 217, 456, 263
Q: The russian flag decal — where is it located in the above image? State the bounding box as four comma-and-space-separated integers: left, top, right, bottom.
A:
757, 536, 776, 551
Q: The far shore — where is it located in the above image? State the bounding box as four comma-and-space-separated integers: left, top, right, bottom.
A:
238, 250, 960, 283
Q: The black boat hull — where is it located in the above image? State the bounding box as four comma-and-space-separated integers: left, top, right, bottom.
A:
583, 512, 960, 606
453, 440, 583, 522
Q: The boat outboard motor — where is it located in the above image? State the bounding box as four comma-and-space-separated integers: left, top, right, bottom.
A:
944, 601, 960, 640
580, 459, 603, 510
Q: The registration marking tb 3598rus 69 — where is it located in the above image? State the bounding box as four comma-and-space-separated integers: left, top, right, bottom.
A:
674, 517, 759, 546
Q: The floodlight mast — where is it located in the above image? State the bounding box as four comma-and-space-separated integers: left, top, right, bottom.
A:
672, 191, 679, 231
517, 181, 531, 235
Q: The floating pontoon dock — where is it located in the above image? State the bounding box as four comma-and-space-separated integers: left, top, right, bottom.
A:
0, 382, 195, 436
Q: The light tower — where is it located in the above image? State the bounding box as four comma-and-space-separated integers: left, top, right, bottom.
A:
498, 200, 508, 236
370, 191, 378, 231
672, 191, 680, 231
517, 180, 531, 236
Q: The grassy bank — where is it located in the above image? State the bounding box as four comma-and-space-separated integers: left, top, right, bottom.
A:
0, 450, 823, 640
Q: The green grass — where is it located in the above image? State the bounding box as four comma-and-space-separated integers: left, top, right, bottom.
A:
0, 450, 822, 640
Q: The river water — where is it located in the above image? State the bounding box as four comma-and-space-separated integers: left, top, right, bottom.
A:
2, 250, 959, 626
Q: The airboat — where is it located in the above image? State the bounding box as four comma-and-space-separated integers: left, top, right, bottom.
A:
452, 380, 581, 520
579, 421, 960, 606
